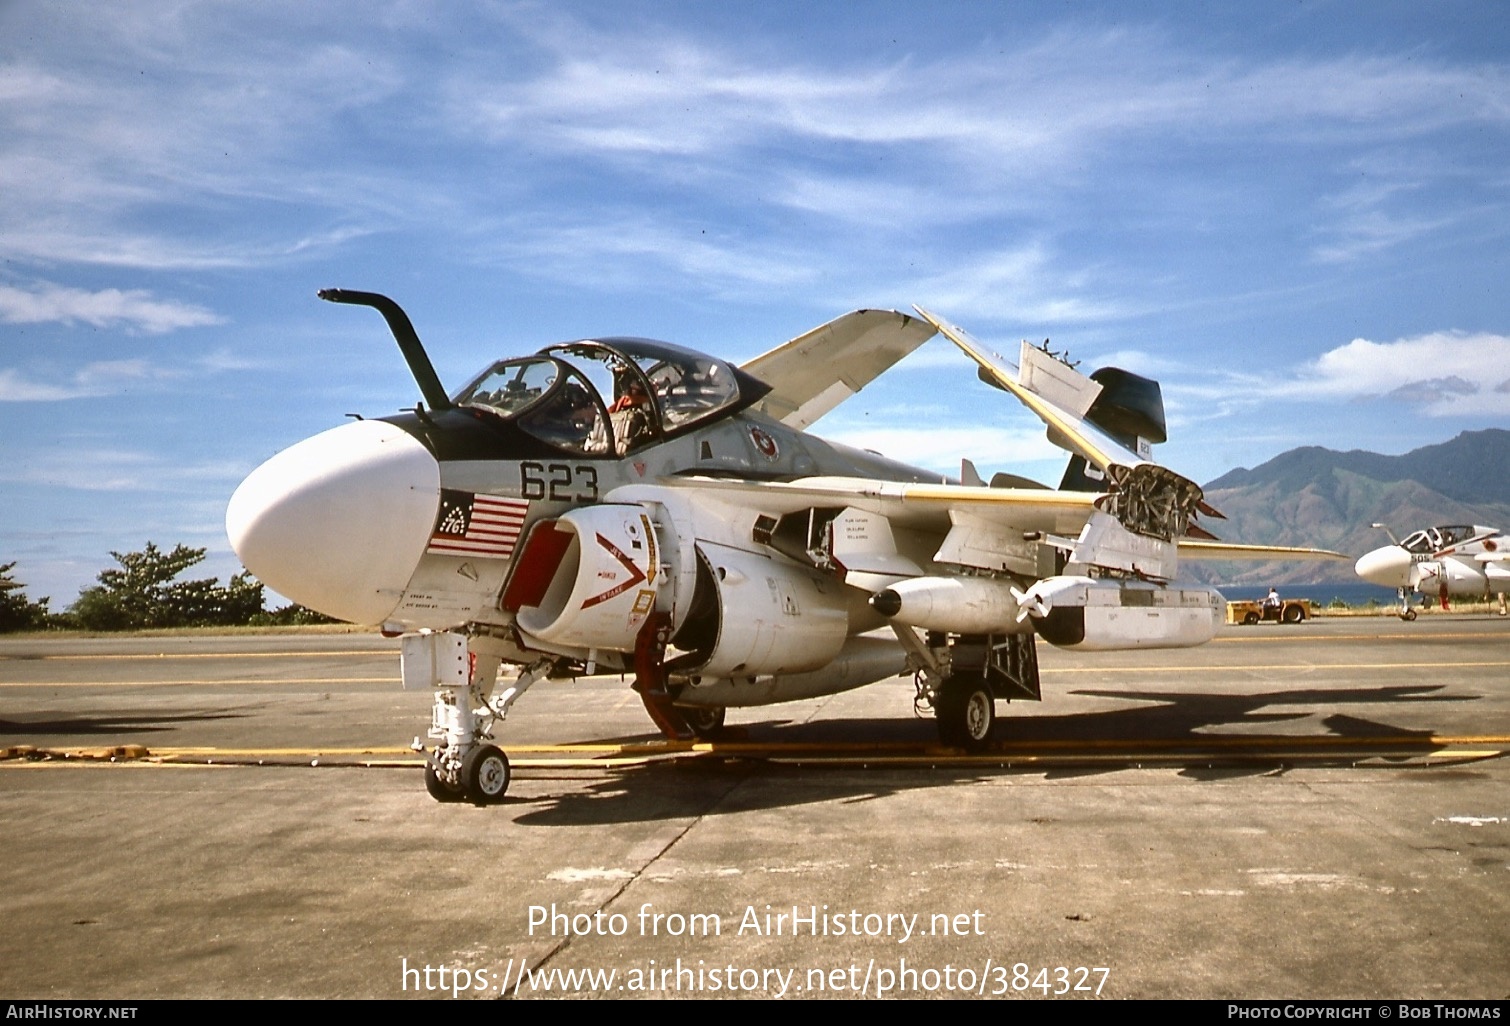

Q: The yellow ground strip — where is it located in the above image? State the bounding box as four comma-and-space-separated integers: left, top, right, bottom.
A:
0, 677, 399, 687
0, 650, 386, 661
1213, 631, 1505, 643
1, 661, 1494, 684
1041, 660, 1510, 674
8, 656, 1509, 687
7, 734, 1507, 764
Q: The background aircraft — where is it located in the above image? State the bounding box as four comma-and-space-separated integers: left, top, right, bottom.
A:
227, 290, 1341, 803
1355, 523, 1510, 619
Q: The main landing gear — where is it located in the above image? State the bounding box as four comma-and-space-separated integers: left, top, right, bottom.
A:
628, 611, 728, 741
895, 628, 1041, 753
935, 674, 995, 750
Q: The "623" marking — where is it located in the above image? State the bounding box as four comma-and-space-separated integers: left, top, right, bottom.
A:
520, 462, 599, 503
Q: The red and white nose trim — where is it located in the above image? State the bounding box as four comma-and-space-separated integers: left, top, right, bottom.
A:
227, 421, 440, 625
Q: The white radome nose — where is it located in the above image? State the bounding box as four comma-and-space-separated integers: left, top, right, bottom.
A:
1354, 545, 1411, 588
227, 420, 440, 625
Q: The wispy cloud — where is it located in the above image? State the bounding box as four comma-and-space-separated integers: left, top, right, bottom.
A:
0, 443, 246, 491
1202, 331, 1510, 418
483, 213, 822, 294
0, 359, 183, 402
452, 19, 1510, 175
0, 344, 276, 402
6, 6, 1506, 299
911, 243, 1137, 325
0, 281, 222, 333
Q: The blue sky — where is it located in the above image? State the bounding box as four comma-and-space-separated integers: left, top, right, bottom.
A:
3, 1, 1509, 608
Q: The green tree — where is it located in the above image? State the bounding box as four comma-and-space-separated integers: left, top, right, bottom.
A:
0, 562, 52, 632
68, 543, 266, 630
250, 602, 338, 627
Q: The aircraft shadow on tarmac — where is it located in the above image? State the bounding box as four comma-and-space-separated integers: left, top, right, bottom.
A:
508, 759, 1005, 828
508, 683, 1487, 827
1032, 682, 1468, 741
0, 708, 251, 737
738, 682, 1466, 746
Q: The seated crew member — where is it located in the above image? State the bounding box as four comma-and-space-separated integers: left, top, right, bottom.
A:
609, 378, 654, 453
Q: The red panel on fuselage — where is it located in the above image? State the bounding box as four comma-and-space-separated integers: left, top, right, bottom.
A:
501, 520, 574, 612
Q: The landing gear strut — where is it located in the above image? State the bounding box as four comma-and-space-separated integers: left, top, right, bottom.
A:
631, 611, 694, 740
406, 631, 552, 804
894, 627, 1040, 752
1397, 587, 1418, 621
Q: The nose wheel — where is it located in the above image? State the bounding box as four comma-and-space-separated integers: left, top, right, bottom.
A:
412, 636, 552, 805
462, 744, 510, 804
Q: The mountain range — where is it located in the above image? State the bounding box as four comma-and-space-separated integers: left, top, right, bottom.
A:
1188, 428, 1510, 585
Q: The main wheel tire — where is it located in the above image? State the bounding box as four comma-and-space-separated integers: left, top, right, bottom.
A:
461, 744, 510, 804
1242, 612, 1259, 625
936, 675, 995, 752
680, 705, 726, 740
1282, 603, 1304, 624
424, 754, 465, 803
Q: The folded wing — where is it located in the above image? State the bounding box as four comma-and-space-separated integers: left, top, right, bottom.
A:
743, 309, 937, 430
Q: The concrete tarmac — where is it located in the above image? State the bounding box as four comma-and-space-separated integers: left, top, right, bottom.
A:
1, 616, 1506, 999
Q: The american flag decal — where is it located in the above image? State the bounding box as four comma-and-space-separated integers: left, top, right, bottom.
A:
427, 490, 530, 559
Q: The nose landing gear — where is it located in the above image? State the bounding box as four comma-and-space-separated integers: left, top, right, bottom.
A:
1396, 587, 1418, 621
406, 631, 554, 804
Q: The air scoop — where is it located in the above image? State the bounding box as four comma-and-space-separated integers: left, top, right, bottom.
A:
227, 420, 441, 625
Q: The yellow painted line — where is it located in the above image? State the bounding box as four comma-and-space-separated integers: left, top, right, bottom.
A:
1040, 660, 1510, 674
1214, 631, 1508, 643
146, 746, 416, 756
11, 734, 1505, 761
988, 734, 1510, 749
8, 742, 1504, 772
10, 656, 1508, 687
0, 650, 389, 661
0, 677, 398, 687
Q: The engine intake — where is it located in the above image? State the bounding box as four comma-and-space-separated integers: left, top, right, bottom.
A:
505, 505, 667, 650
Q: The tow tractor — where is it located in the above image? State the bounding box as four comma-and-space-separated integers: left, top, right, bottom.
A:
1225, 597, 1312, 626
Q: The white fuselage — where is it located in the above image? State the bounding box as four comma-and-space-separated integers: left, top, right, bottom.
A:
1354, 524, 1510, 601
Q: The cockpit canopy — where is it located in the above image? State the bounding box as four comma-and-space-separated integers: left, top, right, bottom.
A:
1400, 524, 1481, 554
451, 337, 770, 456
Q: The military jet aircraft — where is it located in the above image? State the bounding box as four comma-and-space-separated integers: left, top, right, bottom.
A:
1355, 523, 1510, 619
227, 290, 1342, 804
